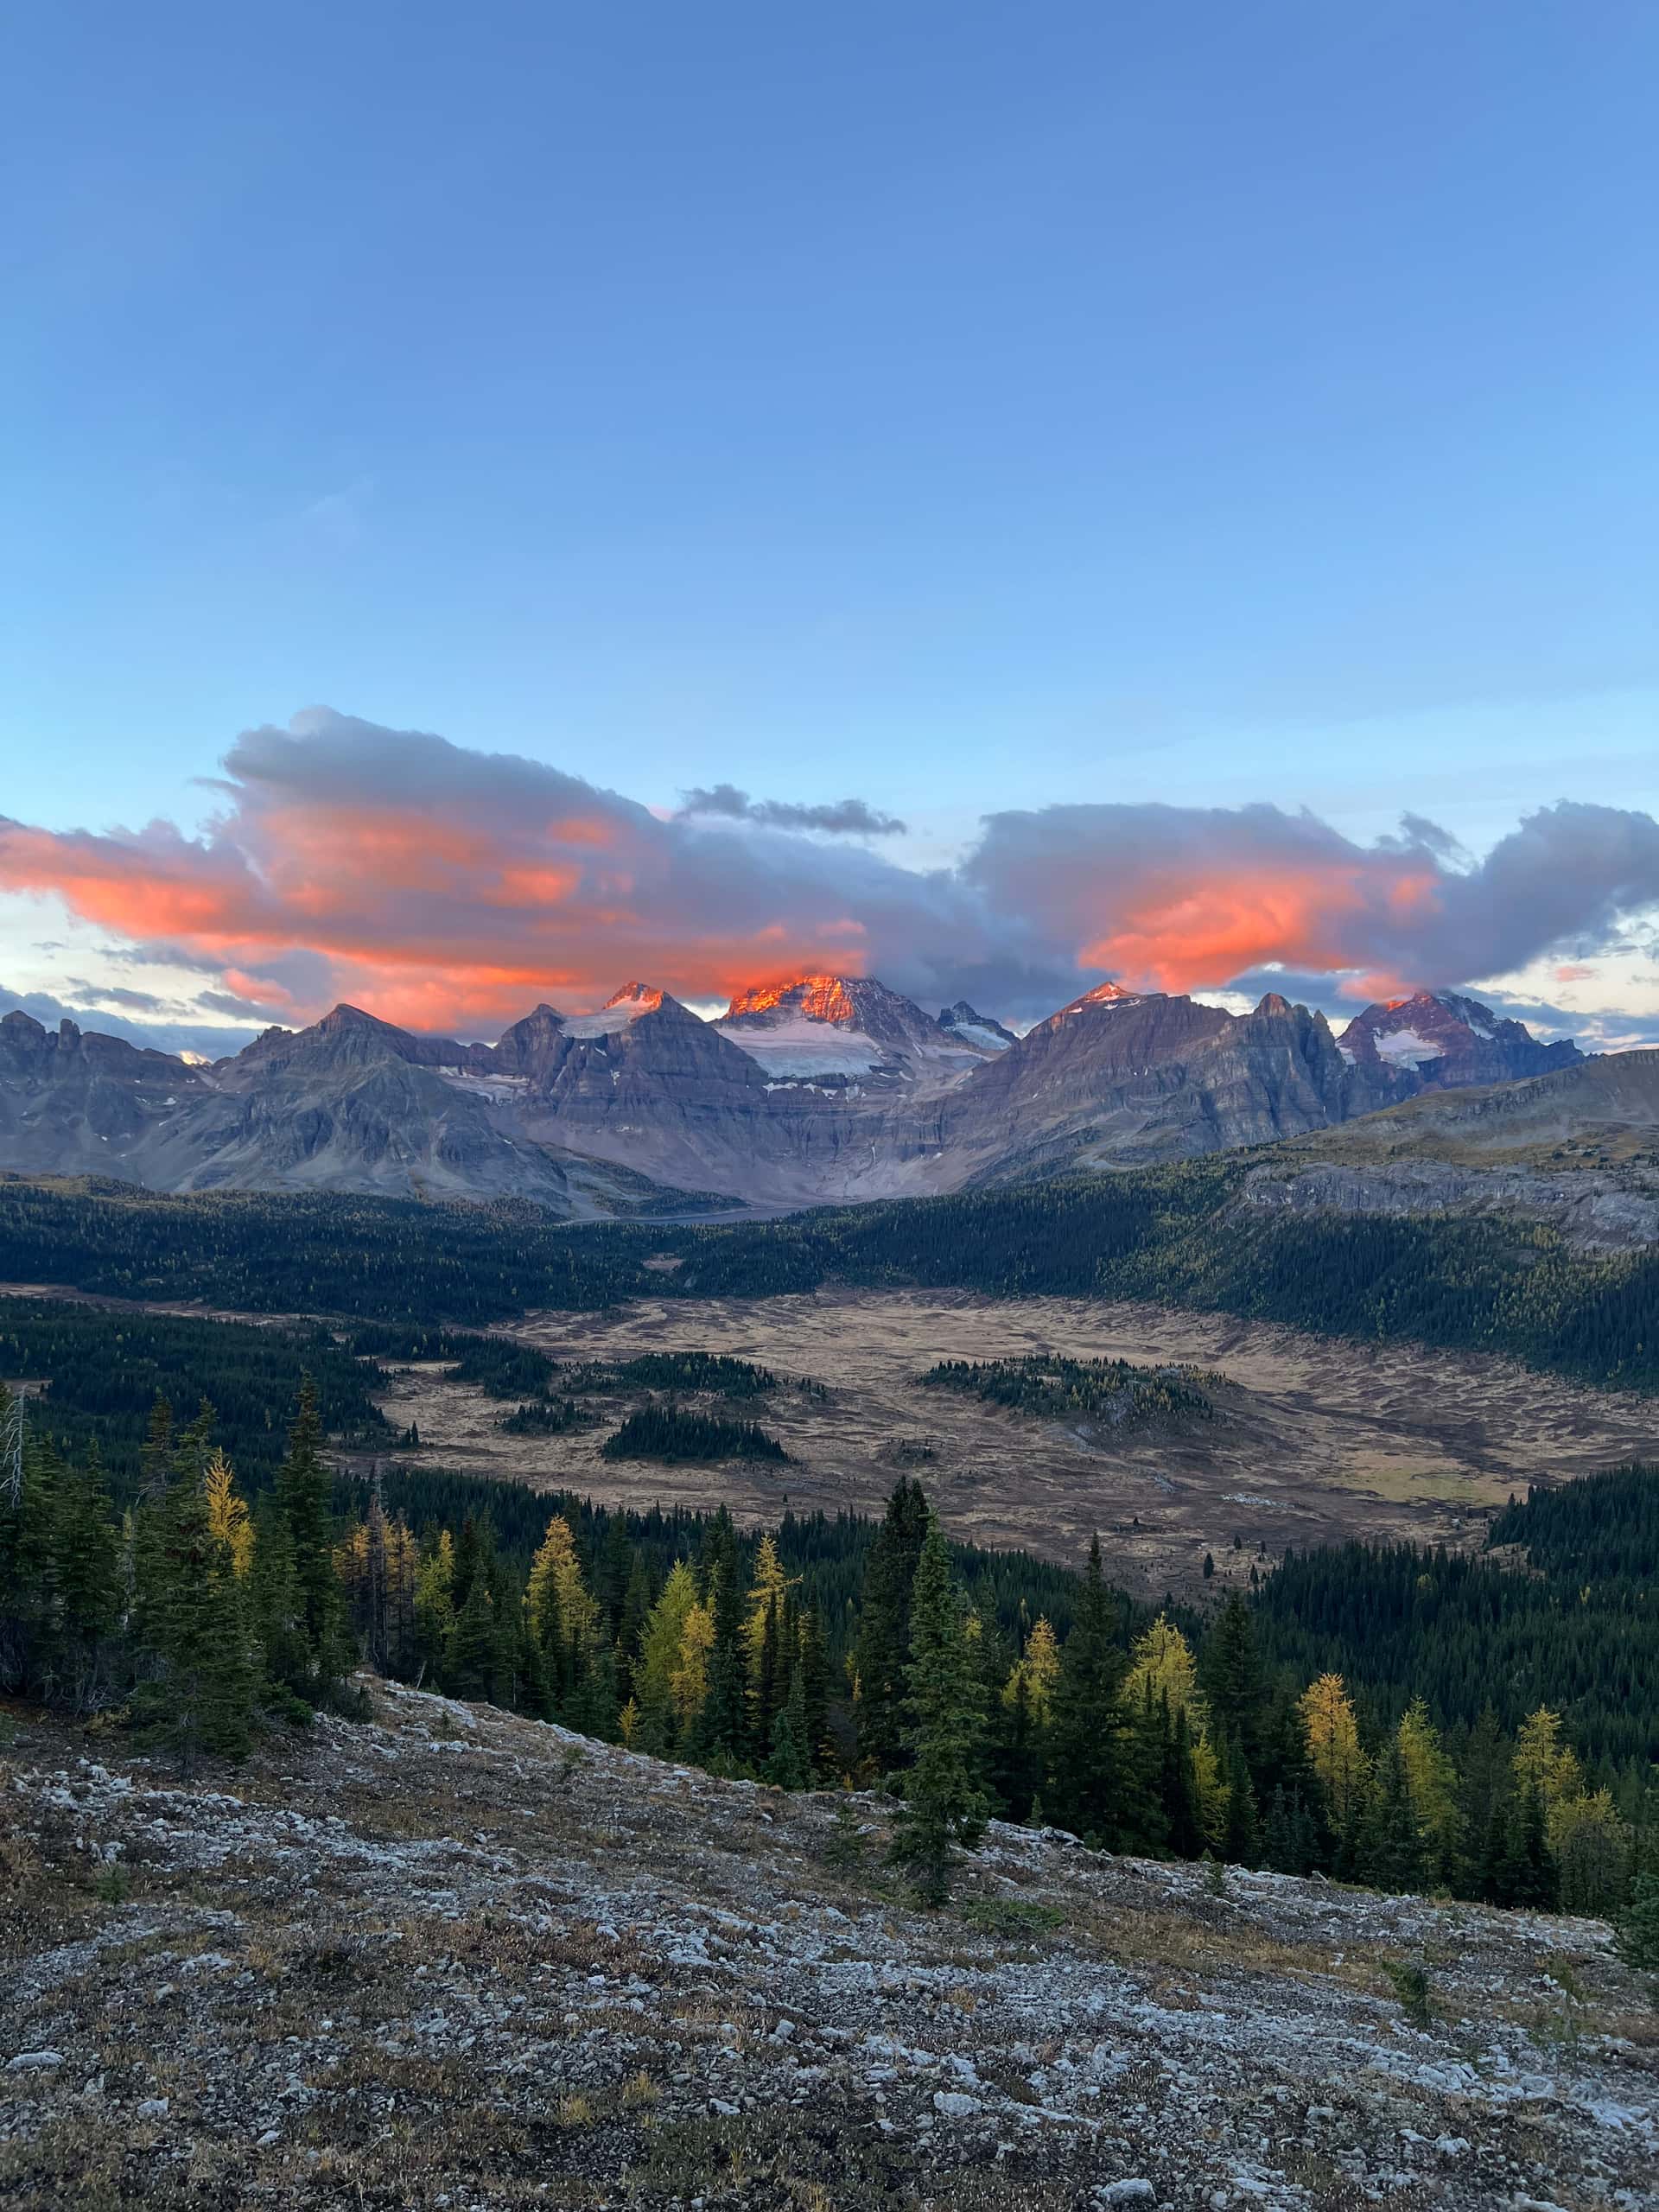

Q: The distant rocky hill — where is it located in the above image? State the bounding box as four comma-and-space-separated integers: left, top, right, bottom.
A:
0, 977, 1597, 1212
1240, 1046, 1659, 1249
2, 1681, 1651, 2210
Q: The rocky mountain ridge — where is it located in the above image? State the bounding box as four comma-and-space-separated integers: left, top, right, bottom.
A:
0, 977, 1598, 1213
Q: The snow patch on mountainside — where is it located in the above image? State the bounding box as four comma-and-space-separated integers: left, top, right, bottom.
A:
719, 1017, 888, 1076
1373, 1027, 1441, 1066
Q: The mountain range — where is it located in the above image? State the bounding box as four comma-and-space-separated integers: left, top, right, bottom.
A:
0, 972, 1590, 1212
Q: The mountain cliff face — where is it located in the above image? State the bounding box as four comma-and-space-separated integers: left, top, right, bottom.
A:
0, 1012, 206, 1180
938, 1000, 1016, 1051
0, 977, 1591, 1210
934, 984, 1400, 1180
158, 1002, 576, 1207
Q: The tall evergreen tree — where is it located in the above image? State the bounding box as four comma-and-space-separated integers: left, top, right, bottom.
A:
1497, 1781, 1560, 1910
1220, 1731, 1262, 1866
50, 1443, 121, 1710
1200, 1593, 1268, 1777
1046, 1535, 1135, 1847
275, 1377, 351, 1699
0, 1419, 61, 1695
249, 1491, 309, 1699
694, 1510, 750, 1767
143, 1459, 258, 1766
1359, 1741, 1426, 1894
888, 1518, 988, 1904
853, 1477, 931, 1774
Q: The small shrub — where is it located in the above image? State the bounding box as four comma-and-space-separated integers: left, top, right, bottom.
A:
823, 1797, 868, 1869
1382, 1959, 1433, 2028
958, 1896, 1065, 1937
93, 1864, 130, 1905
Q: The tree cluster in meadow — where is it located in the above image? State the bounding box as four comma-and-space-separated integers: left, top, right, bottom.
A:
921, 1353, 1215, 1425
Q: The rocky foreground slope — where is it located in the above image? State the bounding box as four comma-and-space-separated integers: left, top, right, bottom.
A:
3, 1683, 1654, 2210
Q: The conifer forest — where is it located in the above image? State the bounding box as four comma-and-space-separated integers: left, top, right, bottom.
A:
4, 1352, 1656, 1923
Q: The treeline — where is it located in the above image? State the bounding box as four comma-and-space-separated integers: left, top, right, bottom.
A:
0, 1179, 645, 1321
1255, 1471, 1659, 1770
0, 1381, 359, 1762
922, 1353, 1215, 1424
9, 1368, 1654, 1923
563, 1351, 794, 1400
658, 1170, 1659, 1394
8, 1165, 1659, 1395
329, 1464, 1089, 1674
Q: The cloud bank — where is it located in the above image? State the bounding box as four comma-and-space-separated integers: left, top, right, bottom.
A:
4, 708, 1659, 1041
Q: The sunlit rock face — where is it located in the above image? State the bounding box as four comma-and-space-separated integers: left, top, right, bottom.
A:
717, 973, 999, 1086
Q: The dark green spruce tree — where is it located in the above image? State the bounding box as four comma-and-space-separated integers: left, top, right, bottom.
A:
275, 1377, 353, 1700
853, 1477, 931, 1776
143, 1452, 258, 1766
1047, 1535, 1135, 1847
888, 1517, 988, 1904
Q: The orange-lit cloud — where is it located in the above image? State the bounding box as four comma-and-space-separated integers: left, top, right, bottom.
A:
6, 709, 1659, 1039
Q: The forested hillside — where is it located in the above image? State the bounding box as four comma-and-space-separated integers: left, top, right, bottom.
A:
0, 1178, 642, 1319
0, 1295, 390, 1479
6, 1165, 1659, 1393
4, 1366, 1655, 1924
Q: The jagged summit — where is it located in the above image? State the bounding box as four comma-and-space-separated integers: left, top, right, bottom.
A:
717, 972, 968, 1082
1341, 988, 1583, 1089
938, 1000, 1016, 1051
1061, 979, 1147, 1014
724, 973, 893, 1029
563, 982, 681, 1038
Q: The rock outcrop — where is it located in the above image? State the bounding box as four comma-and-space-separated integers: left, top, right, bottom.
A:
0, 1011, 207, 1181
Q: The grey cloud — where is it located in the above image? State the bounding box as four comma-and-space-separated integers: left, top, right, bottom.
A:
677, 783, 908, 836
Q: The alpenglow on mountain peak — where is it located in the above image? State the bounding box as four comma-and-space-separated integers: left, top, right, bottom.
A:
0, 975, 1592, 1212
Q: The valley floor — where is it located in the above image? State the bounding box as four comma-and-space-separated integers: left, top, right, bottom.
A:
2, 1682, 1655, 2209
377, 1288, 1659, 1593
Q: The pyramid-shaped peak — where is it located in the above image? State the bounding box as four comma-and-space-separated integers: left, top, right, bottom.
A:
603, 982, 665, 1013
1079, 980, 1142, 1005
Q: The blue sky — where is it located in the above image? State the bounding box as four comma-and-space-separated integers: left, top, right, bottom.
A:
3, 2, 1658, 1045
